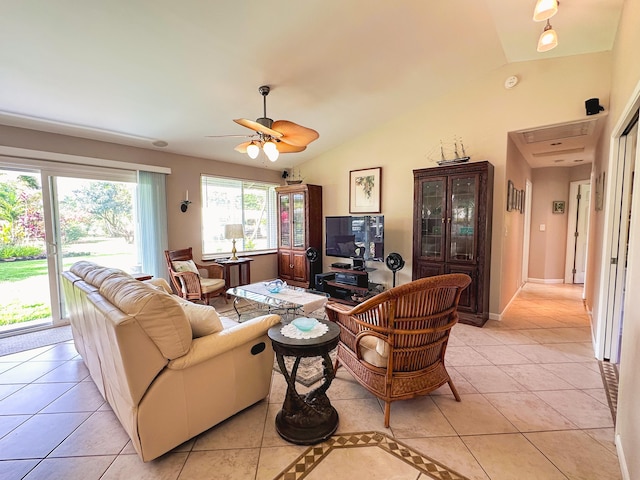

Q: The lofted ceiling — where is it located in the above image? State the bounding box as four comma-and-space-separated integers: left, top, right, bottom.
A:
0, 0, 623, 169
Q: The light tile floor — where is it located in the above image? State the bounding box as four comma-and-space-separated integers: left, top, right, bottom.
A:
0, 283, 622, 479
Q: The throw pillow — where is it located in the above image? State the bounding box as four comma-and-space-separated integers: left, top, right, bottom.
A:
180, 301, 223, 338
144, 278, 173, 294
172, 260, 199, 274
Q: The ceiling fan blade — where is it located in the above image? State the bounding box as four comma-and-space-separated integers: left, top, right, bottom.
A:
234, 141, 252, 153
276, 142, 307, 153
272, 120, 319, 147
233, 118, 283, 138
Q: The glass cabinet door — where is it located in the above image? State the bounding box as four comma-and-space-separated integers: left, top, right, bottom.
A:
292, 192, 306, 248
278, 194, 291, 247
448, 175, 478, 262
419, 178, 446, 260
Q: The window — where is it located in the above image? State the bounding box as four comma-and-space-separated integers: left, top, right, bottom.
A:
201, 175, 278, 257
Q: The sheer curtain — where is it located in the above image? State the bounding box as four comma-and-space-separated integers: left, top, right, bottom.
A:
137, 171, 169, 280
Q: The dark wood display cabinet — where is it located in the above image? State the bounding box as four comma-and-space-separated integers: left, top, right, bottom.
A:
412, 161, 494, 326
276, 184, 323, 288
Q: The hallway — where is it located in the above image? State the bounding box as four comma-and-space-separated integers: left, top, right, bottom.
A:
0, 282, 621, 479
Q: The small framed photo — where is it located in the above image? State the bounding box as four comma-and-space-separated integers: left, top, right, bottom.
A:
553, 200, 565, 214
350, 167, 382, 213
507, 180, 515, 212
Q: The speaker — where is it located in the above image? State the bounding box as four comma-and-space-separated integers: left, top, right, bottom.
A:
585, 98, 604, 115
315, 272, 335, 292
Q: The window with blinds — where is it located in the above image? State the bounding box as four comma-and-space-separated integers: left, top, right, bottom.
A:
201, 175, 278, 257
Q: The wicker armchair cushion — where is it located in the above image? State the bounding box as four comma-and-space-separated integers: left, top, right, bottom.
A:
359, 335, 389, 368
200, 277, 226, 294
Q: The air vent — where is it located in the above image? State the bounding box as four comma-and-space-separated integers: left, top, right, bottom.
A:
520, 120, 595, 144
532, 147, 585, 157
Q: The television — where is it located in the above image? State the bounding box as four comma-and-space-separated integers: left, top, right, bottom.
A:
325, 215, 384, 262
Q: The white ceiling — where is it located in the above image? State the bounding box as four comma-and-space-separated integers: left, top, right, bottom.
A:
0, 0, 623, 169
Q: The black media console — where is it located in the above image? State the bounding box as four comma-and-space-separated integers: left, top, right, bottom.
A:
314, 268, 384, 305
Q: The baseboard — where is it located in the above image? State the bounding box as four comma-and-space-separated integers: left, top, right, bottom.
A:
615, 433, 631, 480
489, 283, 525, 322
527, 277, 564, 284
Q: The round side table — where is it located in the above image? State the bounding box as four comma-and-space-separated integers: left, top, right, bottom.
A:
267, 319, 340, 445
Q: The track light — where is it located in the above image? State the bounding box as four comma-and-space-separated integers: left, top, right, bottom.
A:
533, 0, 558, 22
537, 20, 558, 52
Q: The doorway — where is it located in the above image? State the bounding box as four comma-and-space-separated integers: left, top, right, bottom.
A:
598, 111, 638, 362
564, 180, 591, 285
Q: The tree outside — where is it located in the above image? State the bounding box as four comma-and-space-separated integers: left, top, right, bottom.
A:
0, 172, 136, 328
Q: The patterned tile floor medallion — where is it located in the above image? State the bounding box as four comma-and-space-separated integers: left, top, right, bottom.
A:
274, 431, 470, 480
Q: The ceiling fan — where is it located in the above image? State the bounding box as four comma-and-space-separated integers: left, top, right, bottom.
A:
209, 85, 319, 162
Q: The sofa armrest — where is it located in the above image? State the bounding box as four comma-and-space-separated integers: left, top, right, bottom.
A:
167, 314, 281, 369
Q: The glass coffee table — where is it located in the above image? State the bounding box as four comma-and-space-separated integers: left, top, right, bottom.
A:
226, 281, 328, 321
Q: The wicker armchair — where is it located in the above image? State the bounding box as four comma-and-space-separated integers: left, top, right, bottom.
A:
325, 273, 471, 427
164, 247, 226, 304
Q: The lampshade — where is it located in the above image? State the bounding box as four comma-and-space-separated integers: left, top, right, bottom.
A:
537, 20, 558, 52
263, 140, 279, 162
533, 0, 558, 22
224, 224, 244, 240
246, 141, 260, 159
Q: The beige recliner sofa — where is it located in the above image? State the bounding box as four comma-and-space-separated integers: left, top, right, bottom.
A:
61, 261, 280, 462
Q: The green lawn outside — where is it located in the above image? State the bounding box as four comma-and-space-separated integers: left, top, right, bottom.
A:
0, 247, 136, 327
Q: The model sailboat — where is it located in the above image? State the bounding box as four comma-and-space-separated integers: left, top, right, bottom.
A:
436, 137, 471, 166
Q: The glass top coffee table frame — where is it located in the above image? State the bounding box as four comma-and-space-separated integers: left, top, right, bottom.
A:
226, 282, 328, 321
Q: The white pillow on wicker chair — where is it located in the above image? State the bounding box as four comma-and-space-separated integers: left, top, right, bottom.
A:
172, 260, 199, 274
358, 335, 389, 368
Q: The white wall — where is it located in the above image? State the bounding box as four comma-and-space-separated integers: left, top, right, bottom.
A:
607, 0, 640, 477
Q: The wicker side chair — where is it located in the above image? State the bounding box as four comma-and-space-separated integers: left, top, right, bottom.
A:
164, 247, 227, 304
325, 273, 471, 427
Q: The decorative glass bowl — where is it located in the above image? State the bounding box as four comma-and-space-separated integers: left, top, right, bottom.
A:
292, 317, 319, 331
265, 279, 287, 293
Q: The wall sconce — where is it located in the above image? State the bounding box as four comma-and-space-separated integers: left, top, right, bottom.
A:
180, 190, 191, 212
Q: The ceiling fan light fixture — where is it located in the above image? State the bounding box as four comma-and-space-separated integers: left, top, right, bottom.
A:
537, 20, 558, 52
533, 0, 558, 22
246, 141, 260, 159
263, 140, 279, 162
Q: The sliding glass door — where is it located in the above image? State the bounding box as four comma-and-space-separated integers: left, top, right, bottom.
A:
0, 164, 139, 335
0, 169, 53, 333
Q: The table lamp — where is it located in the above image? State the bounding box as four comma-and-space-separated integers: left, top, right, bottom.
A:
224, 224, 244, 260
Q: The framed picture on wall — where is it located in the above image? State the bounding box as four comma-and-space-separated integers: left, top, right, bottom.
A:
553, 200, 565, 214
519, 189, 525, 214
595, 171, 605, 211
350, 167, 382, 213
507, 180, 515, 212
